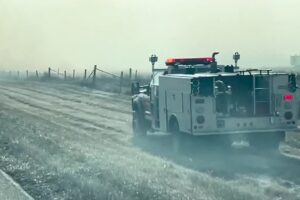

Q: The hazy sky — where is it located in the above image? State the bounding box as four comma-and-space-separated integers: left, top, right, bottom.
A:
0, 0, 299, 73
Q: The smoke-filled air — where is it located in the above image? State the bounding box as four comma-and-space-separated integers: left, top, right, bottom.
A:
1, 1, 300, 200
0, 0, 300, 72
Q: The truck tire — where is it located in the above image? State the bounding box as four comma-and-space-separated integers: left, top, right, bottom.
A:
169, 119, 179, 135
247, 131, 285, 151
169, 119, 184, 153
132, 110, 147, 137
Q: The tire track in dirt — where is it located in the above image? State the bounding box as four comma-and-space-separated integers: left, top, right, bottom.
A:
0, 84, 130, 123
0, 104, 131, 155
0, 83, 132, 148
0, 100, 138, 168
0, 92, 129, 135
49, 84, 130, 104
0, 85, 129, 123
0, 84, 131, 115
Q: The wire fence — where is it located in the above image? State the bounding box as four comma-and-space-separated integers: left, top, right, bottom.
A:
0, 65, 145, 95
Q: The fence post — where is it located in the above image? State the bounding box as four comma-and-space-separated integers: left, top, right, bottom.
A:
120, 71, 123, 95
135, 70, 137, 80
26, 70, 29, 79
73, 69, 75, 79
92, 65, 97, 85
84, 69, 87, 81
64, 70, 67, 80
48, 67, 51, 78
17, 71, 20, 79
129, 68, 132, 87
129, 67, 132, 80
58, 68, 59, 76
36, 70, 39, 78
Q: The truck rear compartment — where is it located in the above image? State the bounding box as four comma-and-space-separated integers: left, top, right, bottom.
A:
215, 75, 271, 117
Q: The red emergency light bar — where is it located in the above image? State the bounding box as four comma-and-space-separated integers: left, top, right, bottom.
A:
165, 57, 214, 66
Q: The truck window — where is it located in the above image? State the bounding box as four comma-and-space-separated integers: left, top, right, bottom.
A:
192, 77, 214, 96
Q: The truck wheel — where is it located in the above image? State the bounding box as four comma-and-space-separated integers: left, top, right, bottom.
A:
170, 119, 179, 135
247, 132, 285, 151
169, 119, 183, 153
132, 110, 147, 137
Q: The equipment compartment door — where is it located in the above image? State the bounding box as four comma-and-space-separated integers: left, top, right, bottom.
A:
165, 90, 191, 133
181, 93, 192, 133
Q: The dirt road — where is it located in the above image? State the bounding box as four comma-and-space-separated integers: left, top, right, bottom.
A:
0, 80, 299, 200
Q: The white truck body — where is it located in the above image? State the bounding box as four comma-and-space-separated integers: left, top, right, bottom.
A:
132, 55, 299, 143
156, 72, 299, 136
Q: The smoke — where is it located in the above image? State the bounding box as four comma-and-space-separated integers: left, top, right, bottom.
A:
0, 0, 300, 73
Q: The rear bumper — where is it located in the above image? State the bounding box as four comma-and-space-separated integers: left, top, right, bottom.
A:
191, 127, 299, 136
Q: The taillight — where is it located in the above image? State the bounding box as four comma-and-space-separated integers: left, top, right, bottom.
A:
284, 94, 293, 101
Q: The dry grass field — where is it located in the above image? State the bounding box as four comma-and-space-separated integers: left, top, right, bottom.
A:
0, 80, 299, 200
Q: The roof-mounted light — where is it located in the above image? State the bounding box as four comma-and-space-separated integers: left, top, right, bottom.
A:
165, 57, 214, 66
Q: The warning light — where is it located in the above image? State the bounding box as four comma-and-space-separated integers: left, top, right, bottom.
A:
165, 57, 214, 65
284, 94, 293, 101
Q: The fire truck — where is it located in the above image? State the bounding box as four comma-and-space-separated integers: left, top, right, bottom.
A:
131, 53, 299, 149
